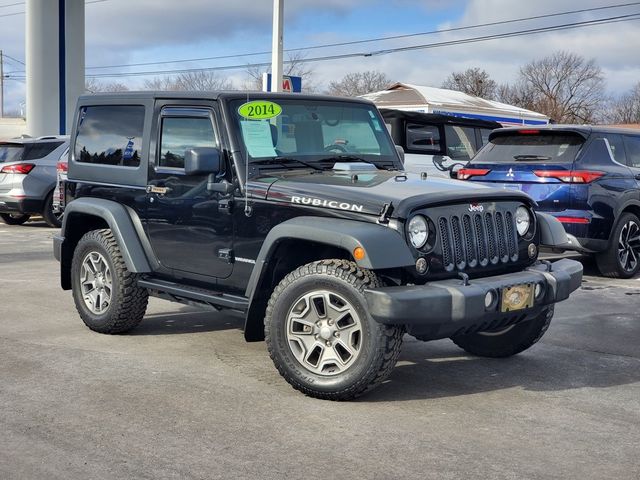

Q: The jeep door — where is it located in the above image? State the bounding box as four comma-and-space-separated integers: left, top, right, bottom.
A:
145, 104, 233, 279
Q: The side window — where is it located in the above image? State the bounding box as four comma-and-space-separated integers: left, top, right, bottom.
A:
478, 128, 493, 146
406, 123, 440, 152
444, 125, 477, 161
622, 135, 640, 169
159, 116, 217, 169
603, 134, 626, 165
75, 105, 145, 167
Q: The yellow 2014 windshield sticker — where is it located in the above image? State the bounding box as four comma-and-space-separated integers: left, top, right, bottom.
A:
238, 100, 282, 120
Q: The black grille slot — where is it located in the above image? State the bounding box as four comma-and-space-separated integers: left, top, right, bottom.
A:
439, 217, 453, 270
436, 207, 519, 272
485, 213, 498, 264
451, 216, 465, 269
463, 215, 477, 268
505, 212, 518, 260
495, 212, 508, 262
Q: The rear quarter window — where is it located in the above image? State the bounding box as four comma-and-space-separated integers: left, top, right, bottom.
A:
75, 105, 145, 167
472, 132, 584, 164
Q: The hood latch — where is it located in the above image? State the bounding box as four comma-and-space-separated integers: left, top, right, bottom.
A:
378, 202, 394, 224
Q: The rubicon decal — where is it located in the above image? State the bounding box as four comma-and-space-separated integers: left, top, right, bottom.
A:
291, 196, 364, 212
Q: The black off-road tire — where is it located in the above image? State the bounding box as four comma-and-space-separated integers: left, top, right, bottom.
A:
451, 306, 554, 358
0, 213, 30, 225
42, 191, 63, 228
595, 212, 640, 279
265, 259, 404, 401
71, 229, 148, 334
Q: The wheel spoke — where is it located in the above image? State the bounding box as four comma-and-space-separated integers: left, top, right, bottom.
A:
80, 251, 112, 315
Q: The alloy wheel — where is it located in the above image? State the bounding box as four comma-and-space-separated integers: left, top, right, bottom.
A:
618, 220, 640, 273
80, 251, 113, 314
286, 290, 363, 376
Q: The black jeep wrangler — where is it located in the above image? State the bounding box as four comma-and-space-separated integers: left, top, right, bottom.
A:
54, 92, 582, 400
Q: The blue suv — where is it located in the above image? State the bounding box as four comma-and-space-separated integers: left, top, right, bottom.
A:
459, 126, 640, 278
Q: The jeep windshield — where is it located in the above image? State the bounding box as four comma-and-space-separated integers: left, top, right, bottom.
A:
229, 98, 400, 171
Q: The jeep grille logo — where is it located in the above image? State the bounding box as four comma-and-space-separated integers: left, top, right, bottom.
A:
468, 203, 484, 213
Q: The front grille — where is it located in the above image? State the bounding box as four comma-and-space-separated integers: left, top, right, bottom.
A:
438, 210, 519, 271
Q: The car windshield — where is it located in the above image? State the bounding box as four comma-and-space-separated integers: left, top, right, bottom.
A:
229, 98, 399, 170
0, 144, 25, 163
472, 131, 585, 164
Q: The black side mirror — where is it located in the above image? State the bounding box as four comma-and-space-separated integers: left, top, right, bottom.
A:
184, 147, 221, 175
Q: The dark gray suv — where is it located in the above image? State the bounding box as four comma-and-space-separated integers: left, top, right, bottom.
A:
0, 135, 69, 227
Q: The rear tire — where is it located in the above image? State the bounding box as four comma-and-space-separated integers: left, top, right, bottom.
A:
0, 213, 30, 225
71, 229, 148, 334
42, 191, 63, 228
596, 212, 640, 279
265, 259, 404, 400
451, 306, 554, 358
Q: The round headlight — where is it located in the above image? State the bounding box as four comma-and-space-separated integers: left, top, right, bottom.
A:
408, 215, 429, 248
516, 206, 532, 236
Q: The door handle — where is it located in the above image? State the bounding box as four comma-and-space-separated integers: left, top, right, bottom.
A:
635, 174, 640, 181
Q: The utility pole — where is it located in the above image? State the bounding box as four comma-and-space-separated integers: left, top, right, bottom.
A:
0, 50, 4, 118
271, 0, 284, 93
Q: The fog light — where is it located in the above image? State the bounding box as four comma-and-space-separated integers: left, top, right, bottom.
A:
415, 257, 428, 274
528, 243, 537, 258
484, 290, 495, 308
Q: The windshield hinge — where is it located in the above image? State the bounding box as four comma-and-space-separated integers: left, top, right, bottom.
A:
378, 202, 394, 224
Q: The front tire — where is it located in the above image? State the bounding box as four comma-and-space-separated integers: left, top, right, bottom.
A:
0, 213, 30, 225
265, 260, 404, 400
451, 306, 554, 358
596, 212, 640, 279
71, 229, 148, 334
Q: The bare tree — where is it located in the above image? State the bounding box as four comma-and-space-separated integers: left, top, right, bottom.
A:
441, 68, 497, 99
516, 51, 605, 123
605, 82, 640, 124
143, 71, 235, 91
244, 51, 318, 92
326, 71, 393, 97
85, 78, 130, 93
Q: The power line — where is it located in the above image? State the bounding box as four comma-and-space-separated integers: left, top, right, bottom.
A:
38, 12, 637, 80
0, 0, 108, 19
81, 1, 640, 71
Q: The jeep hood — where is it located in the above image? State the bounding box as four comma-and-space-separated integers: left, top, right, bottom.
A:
250, 169, 534, 219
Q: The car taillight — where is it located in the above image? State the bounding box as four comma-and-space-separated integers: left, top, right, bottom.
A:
1, 163, 35, 174
518, 129, 540, 134
533, 170, 604, 183
56, 161, 68, 173
457, 168, 491, 180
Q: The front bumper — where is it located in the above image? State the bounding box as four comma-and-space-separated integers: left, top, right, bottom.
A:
365, 258, 582, 340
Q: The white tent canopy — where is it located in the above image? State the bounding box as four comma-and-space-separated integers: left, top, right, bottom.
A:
362, 83, 549, 126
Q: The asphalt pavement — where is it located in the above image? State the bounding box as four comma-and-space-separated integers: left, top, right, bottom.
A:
0, 220, 638, 480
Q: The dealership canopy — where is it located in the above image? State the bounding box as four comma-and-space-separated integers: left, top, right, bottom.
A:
362, 83, 549, 126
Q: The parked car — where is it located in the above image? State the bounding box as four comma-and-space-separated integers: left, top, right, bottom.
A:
52, 146, 69, 216
380, 109, 500, 178
458, 125, 640, 278
54, 92, 582, 400
0, 135, 70, 227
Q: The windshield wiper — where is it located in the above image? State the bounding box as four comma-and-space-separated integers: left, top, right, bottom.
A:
514, 154, 551, 161
320, 155, 376, 165
253, 157, 324, 171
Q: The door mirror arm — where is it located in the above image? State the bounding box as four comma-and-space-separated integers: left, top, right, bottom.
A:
207, 175, 234, 194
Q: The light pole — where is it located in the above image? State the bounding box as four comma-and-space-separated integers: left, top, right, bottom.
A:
271, 0, 284, 93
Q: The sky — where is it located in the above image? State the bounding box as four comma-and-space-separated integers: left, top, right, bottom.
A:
1, 0, 639, 114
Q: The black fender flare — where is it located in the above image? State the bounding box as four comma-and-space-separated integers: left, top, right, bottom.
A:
536, 212, 570, 247
61, 197, 154, 274
243, 216, 415, 341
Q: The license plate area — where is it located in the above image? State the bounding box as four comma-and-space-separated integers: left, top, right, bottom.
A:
500, 284, 534, 312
